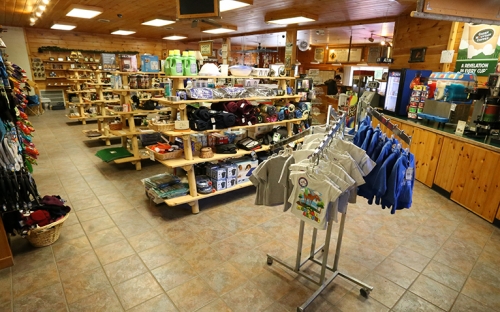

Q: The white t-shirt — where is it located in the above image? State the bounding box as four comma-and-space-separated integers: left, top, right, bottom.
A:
330, 139, 376, 176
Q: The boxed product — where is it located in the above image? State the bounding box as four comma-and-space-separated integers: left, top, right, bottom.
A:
232, 157, 258, 183
211, 133, 229, 145
227, 177, 237, 188
247, 125, 273, 139
191, 133, 206, 156
119, 54, 138, 72
224, 130, 246, 143
210, 166, 227, 180
205, 164, 219, 177
211, 178, 227, 191
140, 54, 160, 72
101, 53, 117, 71
220, 163, 237, 178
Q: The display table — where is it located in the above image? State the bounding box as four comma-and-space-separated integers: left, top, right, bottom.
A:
372, 115, 500, 225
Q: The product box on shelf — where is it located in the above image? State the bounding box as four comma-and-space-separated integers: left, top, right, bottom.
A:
211, 178, 227, 191
210, 167, 228, 180
232, 157, 258, 183
220, 163, 237, 178
227, 177, 237, 188
211, 133, 229, 145
101, 53, 117, 71
224, 130, 246, 143
247, 125, 273, 139
119, 54, 138, 72
140, 54, 160, 72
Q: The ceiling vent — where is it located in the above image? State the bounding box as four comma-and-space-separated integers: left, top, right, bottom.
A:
98, 19, 111, 23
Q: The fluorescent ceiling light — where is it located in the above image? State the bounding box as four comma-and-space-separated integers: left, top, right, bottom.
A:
202, 26, 237, 34
219, 0, 252, 12
51, 23, 76, 30
66, 5, 103, 19
111, 30, 136, 35
163, 35, 187, 40
265, 12, 318, 25
142, 19, 175, 27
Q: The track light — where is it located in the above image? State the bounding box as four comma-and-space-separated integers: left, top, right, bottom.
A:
368, 33, 374, 42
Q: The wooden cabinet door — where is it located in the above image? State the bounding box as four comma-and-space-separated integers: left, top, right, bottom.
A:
410, 128, 443, 187
434, 137, 464, 192
450, 143, 500, 222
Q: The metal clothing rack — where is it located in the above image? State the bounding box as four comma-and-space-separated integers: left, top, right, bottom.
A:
266, 112, 373, 312
366, 105, 412, 146
269, 128, 312, 151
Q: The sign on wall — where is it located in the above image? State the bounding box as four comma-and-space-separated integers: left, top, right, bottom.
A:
327, 48, 363, 63
314, 48, 325, 63
455, 23, 500, 76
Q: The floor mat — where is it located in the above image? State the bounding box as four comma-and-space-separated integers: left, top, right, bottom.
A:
95, 147, 133, 162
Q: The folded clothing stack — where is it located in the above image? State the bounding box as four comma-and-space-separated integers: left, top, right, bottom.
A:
187, 106, 238, 131
211, 100, 257, 127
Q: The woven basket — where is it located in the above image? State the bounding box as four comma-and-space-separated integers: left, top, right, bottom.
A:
148, 121, 175, 132
26, 213, 69, 247
146, 147, 184, 160
109, 122, 123, 130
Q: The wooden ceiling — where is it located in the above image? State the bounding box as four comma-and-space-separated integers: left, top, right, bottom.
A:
1, 0, 415, 45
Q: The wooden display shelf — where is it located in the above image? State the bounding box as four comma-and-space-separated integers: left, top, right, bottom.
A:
46, 84, 72, 87
109, 127, 152, 136
86, 83, 112, 86
110, 88, 163, 92
66, 90, 96, 93
67, 69, 93, 72
154, 95, 300, 105
45, 60, 99, 64
164, 181, 253, 206
104, 108, 151, 116
160, 118, 306, 136
82, 129, 117, 139
67, 114, 115, 120
67, 78, 91, 81
46, 77, 68, 79
45, 69, 67, 71
158, 145, 270, 168
113, 152, 151, 164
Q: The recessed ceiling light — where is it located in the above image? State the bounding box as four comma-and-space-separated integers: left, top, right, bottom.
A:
265, 12, 318, 25
111, 30, 136, 35
219, 0, 253, 12
66, 5, 103, 19
202, 26, 237, 34
141, 19, 175, 27
51, 23, 76, 30
163, 35, 187, 40
38, 5, 46, 11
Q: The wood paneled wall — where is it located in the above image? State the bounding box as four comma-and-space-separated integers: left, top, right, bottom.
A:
391, 15, 453, 71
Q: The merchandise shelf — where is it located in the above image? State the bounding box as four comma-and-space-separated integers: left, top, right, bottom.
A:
164, 181, 253, 206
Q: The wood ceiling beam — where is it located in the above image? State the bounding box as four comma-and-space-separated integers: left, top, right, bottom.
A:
183, 16, 398, 43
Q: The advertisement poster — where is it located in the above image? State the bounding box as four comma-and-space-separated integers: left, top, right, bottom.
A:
455, 23, 500, 76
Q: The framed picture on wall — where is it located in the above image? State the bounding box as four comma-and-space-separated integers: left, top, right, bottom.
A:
409, 47, 426, 63
314, 48, 325, 63
199, 41, 213, 56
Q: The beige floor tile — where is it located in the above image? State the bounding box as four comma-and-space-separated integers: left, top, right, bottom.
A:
341, 243, 386, 270
98, 192, 128, 205
362, 273, 405, 309
57, 223, 85, 242
52, 235, 93, 261
196, 298, 232, 312
335, 288, 389, 312
68, 287, 123, 312
81, 215, 116, 234
95, 239, 135, 265
261, 302, 289, 312
483, 240, 500, 258
87, 227, 125, 248
104, 198, 135, 214
233, 226, 273, 249
12, 262, 60, 299
12, 282, 67, 312
201, 262, 248, 295
277, 280, 316, 310
61, 266, 110, 304
195, 223, 235, 245
114, 272, 163, 310
103, 254, 148, 285
451, 293, 497, 312
228, 248, 268, 278
433, 238, 482, 274
127, 230, 165, 252
56, 250, 101, 281
11, 246, 54, 275
256, 239, 296, 261
167, 277, 218, 312
109, 209, 144, 225
211, 235, 254, 261
388, 245, 431, 272
138, 242, 180, 270
392, 291, 444, 312
117, 218, 152, 238
127, 294, 178, 312
151, 259, 197, 292
71, 196, 102, 211
76, 205, 108, 222
221, 280, 274, 312
0, 268, 11, 305
409, 275, 458, 310
0, 301, 11, 312
184, 246, 224, 274
374, 259, 419, 289
251, 269, 295, 301
359, 233, 403, 257
422, 260, 468, 291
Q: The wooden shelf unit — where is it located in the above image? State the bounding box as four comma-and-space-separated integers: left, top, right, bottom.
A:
148, 74, 304, 214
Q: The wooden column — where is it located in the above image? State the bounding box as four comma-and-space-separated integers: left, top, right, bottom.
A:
222, 38, 231, 65
285, 28, 297, 77
442, 22, 459, 72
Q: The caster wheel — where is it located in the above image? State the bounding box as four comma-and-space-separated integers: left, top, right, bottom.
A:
360, 288, 370, 298
267, 257, 273, 265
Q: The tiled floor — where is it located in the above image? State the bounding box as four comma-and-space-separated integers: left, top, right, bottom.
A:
1, 110, 500, 312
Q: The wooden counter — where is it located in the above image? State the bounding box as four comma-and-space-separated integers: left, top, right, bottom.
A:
373, 116, 500, 225
0, 219, 13, 269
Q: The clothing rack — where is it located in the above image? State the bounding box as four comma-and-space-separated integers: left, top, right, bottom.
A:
266, 114, 373, 312
366, 105, 412, 146
269, 128, 312, 151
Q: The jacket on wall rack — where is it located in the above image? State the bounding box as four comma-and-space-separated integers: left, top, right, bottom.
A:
355, 107, 416, 214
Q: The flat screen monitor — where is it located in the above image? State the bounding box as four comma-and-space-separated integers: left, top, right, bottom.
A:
176, 0, 220, 19
384, 71, 401, 113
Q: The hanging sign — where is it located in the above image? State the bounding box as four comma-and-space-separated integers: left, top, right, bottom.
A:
455, 23, 500, 76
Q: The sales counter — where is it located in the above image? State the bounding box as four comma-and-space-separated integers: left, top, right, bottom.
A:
371, 115, 500, 226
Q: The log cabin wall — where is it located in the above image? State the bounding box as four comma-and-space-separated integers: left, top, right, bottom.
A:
390, 15, 453, 71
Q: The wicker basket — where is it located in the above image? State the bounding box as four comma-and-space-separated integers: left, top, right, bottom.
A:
26, 213, 69, 247
148, 121, 175, 132
146, 147, 184, 160
109, 122, 123, 130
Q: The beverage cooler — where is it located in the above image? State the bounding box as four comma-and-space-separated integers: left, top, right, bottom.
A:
383, 69, 432, 116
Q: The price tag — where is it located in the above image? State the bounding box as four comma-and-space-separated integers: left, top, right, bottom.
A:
405, 167, 413, 181
273, 132, 281, 142
450, 104, 457, 111
455, 120, 466, 136
149, 150, 155, 161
